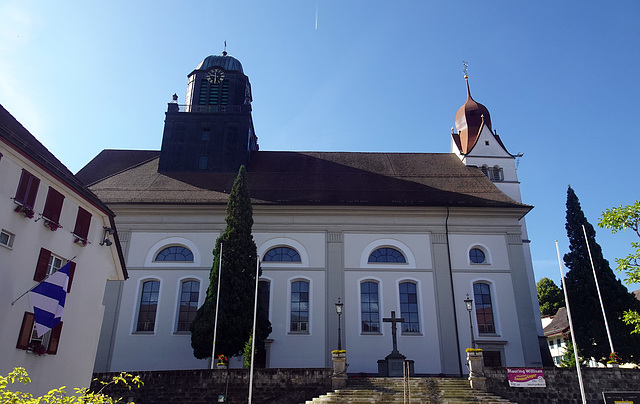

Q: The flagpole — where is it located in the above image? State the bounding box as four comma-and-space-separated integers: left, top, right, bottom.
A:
211, 243, 223, 369
248, 256, 260, 404
582, 225, 615, 354
556, 241, 586, 404
11, 256, 77, 306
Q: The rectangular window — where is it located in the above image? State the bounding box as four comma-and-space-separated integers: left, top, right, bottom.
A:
0, 229, 14, 248
137, 280, 160, 332
176, 280, 199, 332
482, 350, 502, 367
201, 128, 211, 141
16, 312, 63, 355
198, 156, 208, 170
14, 169, 40, 209
549, 339, 554, 348
258, 280, 271, 320
73, 207, 92, 240
290, 281, 309, 332
33, 248, 75, 291
399, 282, 419, 333
474, 282, 496, 334
42, 187, 65, 223
361, 281, 380, 333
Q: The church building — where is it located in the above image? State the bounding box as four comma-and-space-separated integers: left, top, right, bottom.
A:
82, 52, 543, 375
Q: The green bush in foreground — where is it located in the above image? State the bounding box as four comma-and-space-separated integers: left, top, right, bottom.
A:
1, 367, 142, 404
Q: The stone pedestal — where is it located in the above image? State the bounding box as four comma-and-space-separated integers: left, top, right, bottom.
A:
467, 351, 486, 391
377, 353, 414, 377
331, 352, 347, 390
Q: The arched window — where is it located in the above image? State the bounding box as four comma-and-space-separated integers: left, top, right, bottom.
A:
469, 248, 486, 264
264, 246, 301, 262
155, 246, 194, 262
176, 280, 199, 332
137, 280, 160, 332
399, 282, 419, 333
290, 280, 309, 332
368, 247, 406, 263
361, 282, 380, 333
474, 282, 496, 334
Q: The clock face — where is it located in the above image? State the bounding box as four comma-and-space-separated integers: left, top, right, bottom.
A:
207, 68, 225, 84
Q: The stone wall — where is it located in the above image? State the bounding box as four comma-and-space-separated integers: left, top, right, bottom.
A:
92, 368, 332, 404
483, 367, 640, 404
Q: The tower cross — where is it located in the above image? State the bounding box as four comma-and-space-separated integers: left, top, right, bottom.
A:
383, 311, 405, 354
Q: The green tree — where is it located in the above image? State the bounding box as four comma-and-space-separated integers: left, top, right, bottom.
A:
1, 368, 142, 404
190, 166, 271, 361
559, 338, 586, 368
536, 277, 564, 316
598, 200, 640, 334
563, 186, 640, 364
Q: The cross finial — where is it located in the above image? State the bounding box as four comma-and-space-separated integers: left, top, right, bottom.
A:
462, 61, 469, 79
222, 40, 228, 56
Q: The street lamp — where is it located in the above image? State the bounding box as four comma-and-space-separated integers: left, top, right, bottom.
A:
335, 298, 344, 350
464, 293, 475, 349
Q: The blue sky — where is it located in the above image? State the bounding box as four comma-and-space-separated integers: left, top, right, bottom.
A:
2, 1, 639, 291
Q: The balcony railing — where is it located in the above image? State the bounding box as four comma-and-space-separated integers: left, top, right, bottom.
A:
173, 104, 242, 114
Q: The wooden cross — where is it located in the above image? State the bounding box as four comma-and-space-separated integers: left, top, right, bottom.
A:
383, 311, 405, 354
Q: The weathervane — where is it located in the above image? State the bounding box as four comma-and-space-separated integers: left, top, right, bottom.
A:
462, 61, 469, 78
223, 40, 227, 56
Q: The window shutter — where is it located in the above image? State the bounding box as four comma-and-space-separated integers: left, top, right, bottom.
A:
16, 312, 35, 350
73, 207, 92, 240
67, 261, 76, 293
42, 187, 65, 223
46, 322, 63, 354
34, 248, 51, 282
15, 170, 40, 208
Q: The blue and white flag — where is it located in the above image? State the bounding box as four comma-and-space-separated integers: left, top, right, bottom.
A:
28, 262, 71, 337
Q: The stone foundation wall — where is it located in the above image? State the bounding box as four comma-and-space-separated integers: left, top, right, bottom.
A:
483, 367, 640, 404
92, 368, 332, 404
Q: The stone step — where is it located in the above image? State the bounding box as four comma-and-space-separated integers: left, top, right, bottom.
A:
304, 376, 516, 404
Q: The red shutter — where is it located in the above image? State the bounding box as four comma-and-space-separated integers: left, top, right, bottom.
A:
66, 261, 76, 293
16, 312, 34, 350
14, 170, 41, 208
46, 322, 63, 354
42, 187, 65, 223
73, 207, 92, 240
34, 248, 51, 282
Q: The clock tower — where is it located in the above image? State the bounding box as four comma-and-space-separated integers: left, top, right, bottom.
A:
158, 52, 258, 173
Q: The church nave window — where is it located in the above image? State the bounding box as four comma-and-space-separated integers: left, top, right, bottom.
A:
155, 245, 194, 262
290, 280, 309, 333
368, 247, 407, 263
136, 280, 160, 332
360, 281, 380, 333
473, 282, 496, 334
399, 282, 419, 333
176, 280, 200, 333
469, 247, 486, 264
264, 246, 301, 262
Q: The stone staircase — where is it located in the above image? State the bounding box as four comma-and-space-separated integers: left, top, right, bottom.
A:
304, 377, 516, 403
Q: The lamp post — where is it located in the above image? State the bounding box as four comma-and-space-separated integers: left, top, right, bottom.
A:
464, 294, 475, 349
335, 298, 344, 350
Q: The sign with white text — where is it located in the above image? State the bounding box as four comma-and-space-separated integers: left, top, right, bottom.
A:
506, 368, 546, 387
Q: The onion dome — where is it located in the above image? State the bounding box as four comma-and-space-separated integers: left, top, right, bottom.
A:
454, 77, 492, 154
195, 51, 244, 74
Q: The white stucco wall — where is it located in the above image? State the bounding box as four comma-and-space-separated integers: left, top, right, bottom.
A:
0, 142, 124, 395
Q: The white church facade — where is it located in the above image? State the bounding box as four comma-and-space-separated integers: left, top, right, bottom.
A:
83, 53, 544, 375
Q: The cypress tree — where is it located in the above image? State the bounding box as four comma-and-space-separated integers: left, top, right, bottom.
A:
190, 166, 271, 361
563, 186, 640, 363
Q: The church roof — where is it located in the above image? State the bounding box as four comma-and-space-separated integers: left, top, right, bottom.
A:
195, 54, 244, 74
77, 149, 530, 210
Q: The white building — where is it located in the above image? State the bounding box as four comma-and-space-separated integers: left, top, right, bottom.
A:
85, 54, 544, 375
0, 105, 128, 394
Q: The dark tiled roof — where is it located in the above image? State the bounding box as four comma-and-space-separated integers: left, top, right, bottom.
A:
81, 149, 531, 210
543, 307, 569, 337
